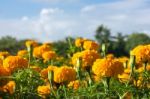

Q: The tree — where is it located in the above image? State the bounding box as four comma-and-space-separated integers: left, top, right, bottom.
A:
95, 25, 111, 44
0, 36, 26, 54
125, 33, 150, 52
112, 33, 128, 56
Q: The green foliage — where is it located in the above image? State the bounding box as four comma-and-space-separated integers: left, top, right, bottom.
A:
95, 25, 150, 57
95, 24, 111, 44
125, 33, 150, 52
12, 68, 44, 98
0, 36, 26, 55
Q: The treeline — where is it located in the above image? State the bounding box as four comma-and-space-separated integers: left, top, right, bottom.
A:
0, 25, 150, 57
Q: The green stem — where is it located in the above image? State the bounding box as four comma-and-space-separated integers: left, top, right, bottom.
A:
144, 62, 147, 72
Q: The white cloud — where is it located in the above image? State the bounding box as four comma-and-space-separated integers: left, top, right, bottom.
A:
0, 0, 150, 42
21, 16, 29, 21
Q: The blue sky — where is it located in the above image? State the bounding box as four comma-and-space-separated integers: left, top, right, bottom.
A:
0, 0, 150, 42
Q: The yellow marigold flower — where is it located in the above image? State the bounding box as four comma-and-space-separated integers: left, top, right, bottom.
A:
37, 85, 50, 97
0, 51, 10, 60
118, 57, 129, 63
117, 57, 129, 68
3, 56, 28, 72
75, 38, 86, 47
83, 40, 99, 50
124, 68, 131, 74
68, 80, 80, 90
133, 76, 143, 87
3, 81, 16, 94
25, 40, 38, 48
42, 51, 56, 61
17, 50, 28, 57
130, 45, 150, 63
136, 65, 150, 73
92, 58, 124, 77
72, 50, 100, 69
33, 44, 51, 58
0, 67, 11, 76
54, 66, 76, 83
40, 66, 58, 79
118, 73, 130, 83
106, 54, 115, 59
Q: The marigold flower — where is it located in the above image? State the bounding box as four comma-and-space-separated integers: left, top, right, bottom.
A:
3, 81, 16, 94
68, 80, 87, 90
92, 58, 124, 77
17, 50, 28, 57
130, 45, 150, 63
92, 75, 101, 82
40, 66, 58, 79
37, 85, 50, 97
72, 50, 100, 69
0, 67, 11, 76
118, 57, 129, 63
33, 44, 51, 58
133, 76, 143, 87
68, 80, 80, 90
42, 51, 56, 61
117, 57, 129, 68
54, 66, 76, 83
83, 40, 99, 50
118, 73, 130, 83
25, 40, 38, 48
3, 56, 28, 72
0, 51, 10, 60
136, 65, 150, 73
75, 38, 86, 47
0, 59, 3, 66
106, 54, 115, 59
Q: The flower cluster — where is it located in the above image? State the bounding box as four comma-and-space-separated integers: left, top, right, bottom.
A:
72, 50, 100, 69
92, 58, 124, 77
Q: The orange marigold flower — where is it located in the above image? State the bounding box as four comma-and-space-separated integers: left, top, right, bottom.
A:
17, 50, 28, 57
42, 51, 56, 61
83, 40, 99, 50
130, 45, 150, 63
54, 66, 76, 83
106, 54, 115, 59
3, 56, 28, 72
40, 66, 58, 79
0, 51, 10, 60
37, 85, 50, 97
72, 50, 100, 69
3, 81, 16, 94
0, 67, 11, 76
25, 40, 38, 48
92, 58, 124, 77
68, 80, 87, 90
68, 80, 80, 90
33, 44, 51, 58
0, 59, 3, 66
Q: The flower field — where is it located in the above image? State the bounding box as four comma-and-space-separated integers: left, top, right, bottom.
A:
0, 38, 150, 99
